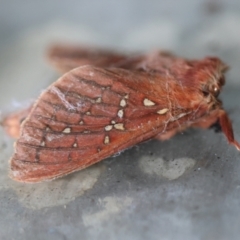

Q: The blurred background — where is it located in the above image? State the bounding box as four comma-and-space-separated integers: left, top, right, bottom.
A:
1, 0, 240, 240
1, 0, 240, 105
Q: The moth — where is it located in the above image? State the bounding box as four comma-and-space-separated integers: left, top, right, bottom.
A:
3, 43, 240, 182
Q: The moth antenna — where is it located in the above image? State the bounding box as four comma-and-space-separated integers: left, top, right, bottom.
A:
219, 110, 240, 150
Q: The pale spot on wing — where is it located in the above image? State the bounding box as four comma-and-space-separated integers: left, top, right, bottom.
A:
105, 125, 113, 131
143, 98, 155, 106
117, 109, 124, 118
86, 112, 91, 115
62, 127, 71, 133
177, 113, 187, 118
40, 141, 45, 147
157, 108, 169, 115
120, 99, 127, 107
96, 97, 102, 103
79, 120, 84, 125
114, 123, 125, 130
73, 143, 77, 148
104, 136, 110, 144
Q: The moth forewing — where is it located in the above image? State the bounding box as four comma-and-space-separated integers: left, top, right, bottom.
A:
9, 66, 171, 182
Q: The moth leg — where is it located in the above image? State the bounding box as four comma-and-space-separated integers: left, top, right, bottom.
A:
219, 110, 240, 150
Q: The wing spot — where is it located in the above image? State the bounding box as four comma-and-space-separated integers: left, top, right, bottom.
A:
63, 127, 71, 133
111, 120, 116, 124
104, 136, 110, 144
105, 125, 113, 131
40, 141, 45, 147
120, 99, 127, 107
86, 111, 91, 115
73, 143, 77, 148
157, 108, 169, 115
79, 120, 84, 125
124, 94, 129, 99
177, 113, 188, 119
96, 97, 102, 103
117, 109, 124, 118
143, 98, 156, 106
114, 123, 125, 130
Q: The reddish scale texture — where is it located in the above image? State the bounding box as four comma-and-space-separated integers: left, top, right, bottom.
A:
3, 45, 239, 182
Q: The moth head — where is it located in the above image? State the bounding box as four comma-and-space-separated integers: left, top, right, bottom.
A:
195, 57, 228, 105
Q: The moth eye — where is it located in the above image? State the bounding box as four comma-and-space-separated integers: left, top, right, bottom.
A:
213, 86, 220, 97
208, 84, 220, 97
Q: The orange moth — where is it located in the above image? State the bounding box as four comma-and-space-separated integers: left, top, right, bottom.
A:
2, 44, 239, 182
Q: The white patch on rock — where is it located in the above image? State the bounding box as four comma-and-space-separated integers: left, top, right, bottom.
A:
1, 163, 104, 209
82, 196, 133, 227
139, 156, 196, 180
